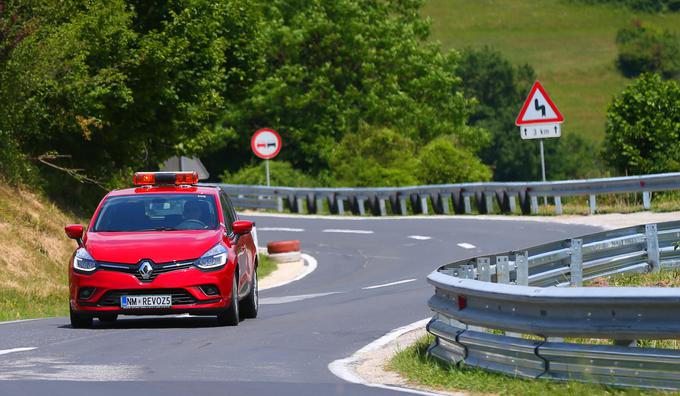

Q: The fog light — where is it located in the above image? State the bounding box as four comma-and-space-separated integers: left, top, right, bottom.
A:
200, 285, 219, 296
78, 287, 96, 300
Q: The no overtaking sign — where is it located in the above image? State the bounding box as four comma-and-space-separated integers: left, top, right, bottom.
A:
251, 128, 281, 160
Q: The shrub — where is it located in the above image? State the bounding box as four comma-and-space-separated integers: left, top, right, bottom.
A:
417, 136, 492, 184
220, 160, 317, 187
616, 20, 680, 78
603, 73, 680, 175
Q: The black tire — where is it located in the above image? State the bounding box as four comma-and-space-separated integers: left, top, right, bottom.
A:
98, 314, 118, 323
70, 307, 93, 329
217, 275, 239, 326
240, 270, 258, 319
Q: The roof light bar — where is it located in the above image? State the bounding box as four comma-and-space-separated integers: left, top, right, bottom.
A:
133, 172, 199, 186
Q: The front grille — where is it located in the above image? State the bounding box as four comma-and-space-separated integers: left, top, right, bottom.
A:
97, 289, 197, 307
99, 261, 193, 282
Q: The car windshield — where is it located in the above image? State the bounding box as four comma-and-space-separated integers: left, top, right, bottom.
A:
92, 194, 219, 232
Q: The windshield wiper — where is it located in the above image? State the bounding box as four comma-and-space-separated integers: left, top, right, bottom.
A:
141, 227, 179, 231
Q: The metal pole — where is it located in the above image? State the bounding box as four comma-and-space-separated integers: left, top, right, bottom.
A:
539, 139, 547, 206
265, 159, 270, 187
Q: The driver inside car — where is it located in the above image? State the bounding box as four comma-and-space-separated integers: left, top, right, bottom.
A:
183, 200, 203, 222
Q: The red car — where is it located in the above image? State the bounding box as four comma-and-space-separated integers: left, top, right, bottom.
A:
64, 171, 258, 328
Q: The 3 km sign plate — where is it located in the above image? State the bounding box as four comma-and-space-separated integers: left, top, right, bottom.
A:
515, 81, 564, 140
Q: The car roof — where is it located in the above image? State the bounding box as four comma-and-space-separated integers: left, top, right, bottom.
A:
106, 185, 220, 197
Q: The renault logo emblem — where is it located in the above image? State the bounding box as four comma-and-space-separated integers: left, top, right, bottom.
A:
139, 261, 154, 280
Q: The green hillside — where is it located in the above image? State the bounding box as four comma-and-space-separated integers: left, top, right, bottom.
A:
422, 0, 680, 143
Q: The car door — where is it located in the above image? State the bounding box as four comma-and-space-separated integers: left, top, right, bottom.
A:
220, 192, 251, 297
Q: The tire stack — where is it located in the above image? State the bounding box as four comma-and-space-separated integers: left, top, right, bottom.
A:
266, 240, 301, 263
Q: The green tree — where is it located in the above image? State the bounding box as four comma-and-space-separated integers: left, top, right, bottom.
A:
604, 73, 680, 174
417, 136, 491, 184
209, 0, 480, 178
220, 160, 317, 187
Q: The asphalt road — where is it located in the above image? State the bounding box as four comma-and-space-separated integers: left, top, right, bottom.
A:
0, 215, 600, 395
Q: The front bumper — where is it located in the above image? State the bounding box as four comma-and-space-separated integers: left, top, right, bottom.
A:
70, 264, 234, 315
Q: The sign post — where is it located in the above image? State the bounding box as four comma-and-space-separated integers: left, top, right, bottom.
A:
515, 81, 564, 205
250, 128, 282, 186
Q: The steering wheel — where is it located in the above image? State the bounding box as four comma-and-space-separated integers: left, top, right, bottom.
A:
176, 219, 208, 230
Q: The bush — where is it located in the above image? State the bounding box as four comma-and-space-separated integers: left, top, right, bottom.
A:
220, 161, 317, 187
417, 136, 491, 184
616, 20, 680, 78
603, 73, 680, 174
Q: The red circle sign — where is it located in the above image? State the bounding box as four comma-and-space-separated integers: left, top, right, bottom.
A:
250, 128, 282, 159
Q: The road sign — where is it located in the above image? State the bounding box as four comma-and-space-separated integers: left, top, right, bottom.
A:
520, 123, 561, 140
251, 128, 281, 160
515, 81, 564, 126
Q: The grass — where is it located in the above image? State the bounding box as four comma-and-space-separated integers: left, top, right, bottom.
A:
390, 335, 679, 396
389, 269, 680, 395
421, 0, 680, 143
0, 184, 77, 321
257, 253, 278, 279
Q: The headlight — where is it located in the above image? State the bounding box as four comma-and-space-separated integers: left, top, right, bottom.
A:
194, 244, 228, 270
73, 248, 98, 272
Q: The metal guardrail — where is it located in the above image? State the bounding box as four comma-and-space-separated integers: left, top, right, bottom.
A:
426, 220, 680, 390
208, 172, 680, 216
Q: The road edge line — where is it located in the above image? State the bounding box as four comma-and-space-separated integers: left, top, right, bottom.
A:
328, 318, 446, 396
260, 252, 317, 291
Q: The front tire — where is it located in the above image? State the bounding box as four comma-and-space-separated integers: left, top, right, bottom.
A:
240, 271, 258, 319
70, 307, 93, 329
217, 275, 239, 326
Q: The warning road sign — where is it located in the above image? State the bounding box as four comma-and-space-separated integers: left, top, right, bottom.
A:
515, 81, 564, 126
251, 128, 282, 160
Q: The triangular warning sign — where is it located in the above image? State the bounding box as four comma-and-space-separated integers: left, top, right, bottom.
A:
515, 81, 564, 125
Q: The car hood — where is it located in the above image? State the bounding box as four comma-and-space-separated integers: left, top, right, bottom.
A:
85, 230, 223, 264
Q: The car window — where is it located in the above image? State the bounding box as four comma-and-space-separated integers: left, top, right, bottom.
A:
92, 194, 219, 232
220, 192, 237, 234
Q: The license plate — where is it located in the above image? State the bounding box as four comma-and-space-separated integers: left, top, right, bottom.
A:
121, 295, 171, 309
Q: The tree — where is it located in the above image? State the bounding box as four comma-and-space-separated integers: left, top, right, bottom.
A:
603, 73, 680, 174
417, 136, 491, 184
616, 20, 680, 78
208, 0, 481, 178
220, 160, 317, 187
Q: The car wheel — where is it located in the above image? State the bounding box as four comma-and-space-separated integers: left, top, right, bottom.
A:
216, 275, 239, 326
70, 307, 93, 329
240, 270, 258, 319
98, 314, 118, 323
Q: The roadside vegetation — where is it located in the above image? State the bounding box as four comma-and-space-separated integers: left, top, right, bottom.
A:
388, 269, 680, 395
257, 253, 278, 279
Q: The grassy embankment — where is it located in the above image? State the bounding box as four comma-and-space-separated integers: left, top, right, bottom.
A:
389, 269, 680, 395
0, 184, 278, 321
422, 0, 680, 144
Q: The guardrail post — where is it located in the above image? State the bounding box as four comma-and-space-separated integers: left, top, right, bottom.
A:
477, 257, 491, 282
315, 197, 324, 214
463, 196, 472, 214
337, 198, 345, 215
296, 197, 305, 213
484, 194, 494, 214
646, 224, 660, 273
496, 256, 510, 284
399, 197, 408, 215
516, 251, 529, 286
530, 196, 539, 214
555, 196, 563, 215
589, 194, 597, 214
508, 195, 517, 213
277, 197, 283, 212
570, 239, 583, 287
357, 198, 366, 216
460, 264, 475, 279
420, 195, 429, 215
643, 191, 651, 210
378, 198, 387, 216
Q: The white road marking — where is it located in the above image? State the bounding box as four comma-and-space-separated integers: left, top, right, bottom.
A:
328, 318, 444, 396
0, 319, 41, 326
408, 235, 431, 240
457, 242, 476, 249
260, 291, 342, 305
258, 227, 305, 232
0, 347, 36, 356
322, 229, 374, 234
362, 279, 417, 290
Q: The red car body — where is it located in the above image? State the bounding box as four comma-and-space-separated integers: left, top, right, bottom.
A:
65, 172, 259, 328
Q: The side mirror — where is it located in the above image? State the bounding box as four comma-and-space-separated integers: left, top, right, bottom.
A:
232, 220, 253, 235
65, 224, 84, 246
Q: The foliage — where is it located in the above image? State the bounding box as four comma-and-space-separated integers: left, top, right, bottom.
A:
210, 0, 481, 178
220, 160, 317, 187
417, 136, 491, 184
616, 20, 680, 78
603, 73, 680, 174
327, 126, 420, 187
576, 0, 678, 12
458, 47, 601, 181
